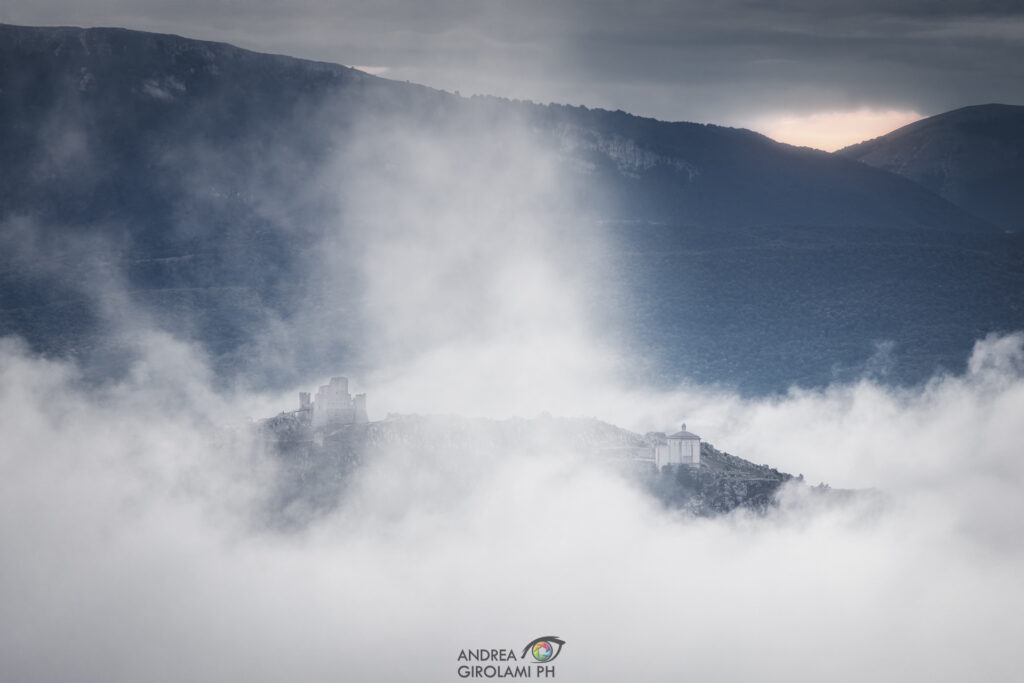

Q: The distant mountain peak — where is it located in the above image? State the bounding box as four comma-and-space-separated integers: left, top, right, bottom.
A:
838, 103, 1024, 232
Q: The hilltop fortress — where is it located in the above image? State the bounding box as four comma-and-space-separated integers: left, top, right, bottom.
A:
278, 378, 705, 470
298, 376, 368, 428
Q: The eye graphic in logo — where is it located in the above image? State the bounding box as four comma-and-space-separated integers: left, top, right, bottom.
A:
522, 636, 565, 663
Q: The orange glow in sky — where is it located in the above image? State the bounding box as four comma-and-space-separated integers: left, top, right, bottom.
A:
750, 108, 924, 151
352, 65, 391, 76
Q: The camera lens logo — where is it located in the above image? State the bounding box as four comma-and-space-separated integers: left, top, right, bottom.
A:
522, 636, 565, 663
532, 642, 553, 661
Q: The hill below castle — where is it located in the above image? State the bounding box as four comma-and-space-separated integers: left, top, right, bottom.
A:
254, 411, 854, 526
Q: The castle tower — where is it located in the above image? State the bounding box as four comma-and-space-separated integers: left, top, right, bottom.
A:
312, 376, 366, 428
353, 393, 368, 423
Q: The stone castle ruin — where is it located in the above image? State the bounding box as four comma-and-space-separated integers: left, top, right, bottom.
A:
296, 376, 368, 429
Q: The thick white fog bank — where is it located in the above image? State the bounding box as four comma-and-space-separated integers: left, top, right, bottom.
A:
1, 331, 1024, 682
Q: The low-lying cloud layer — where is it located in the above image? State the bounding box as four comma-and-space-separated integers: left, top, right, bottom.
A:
2, 325, 1024, 681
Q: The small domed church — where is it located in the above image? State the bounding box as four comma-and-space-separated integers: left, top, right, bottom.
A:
654, 424, 701, 468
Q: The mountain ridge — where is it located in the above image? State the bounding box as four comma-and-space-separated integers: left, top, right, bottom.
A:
2, 23, 1023, 393
0, 21, 994, 234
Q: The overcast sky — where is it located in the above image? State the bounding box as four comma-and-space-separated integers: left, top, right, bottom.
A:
3, 2, 1023, 146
